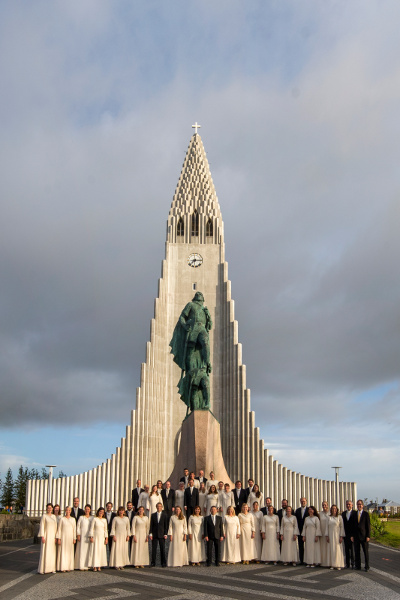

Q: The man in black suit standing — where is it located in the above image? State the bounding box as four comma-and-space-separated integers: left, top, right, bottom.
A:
184, 478, 199, 520
233, 481, 247, 515
204, 505, 224, 566
132, 479, 144, 512
351, 499, 371, 571
149, 502, 168, 567
261, 496, 277, 516
245, 479, 255, 500
277, 499, 289, 525
295, 497, 308, 564
125, 501, 135, 556
195, 470, 207, 487
179, 468, 190, 488
161, 480, 175, 525
71, 497, 85, 523
105, 502, 116, 556
342, 499, 356, 568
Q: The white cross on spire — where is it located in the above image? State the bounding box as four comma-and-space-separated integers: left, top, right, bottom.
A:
192, 122, 201, 135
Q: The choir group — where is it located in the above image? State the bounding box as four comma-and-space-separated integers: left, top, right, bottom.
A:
37, 470, 371, 574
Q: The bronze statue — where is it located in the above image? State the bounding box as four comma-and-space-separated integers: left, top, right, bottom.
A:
170, 292, 212, 412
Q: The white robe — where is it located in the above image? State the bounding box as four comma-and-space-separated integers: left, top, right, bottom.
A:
149, 494, 163, 515
221, 515, 241, 563
238, 513, 255, 561
131, 515, 150, 566
56, 517, 76, 571
302, 516, 322, 565
206, 479, 218, 491
252, 510, 264, 560
137, 492, 150, 517
109, 516, 130, 567
261, 514, 280, 562
167, 515, 188, 567
326, 516, 345, 568
174, 490, 185, 516
319, 511, 330, 567
218, 491, 234, 516
280, 515, 299, 563
75, 515, 94, 570
205, 493, 219, 516
248, 492, 264, 513
198, 491, 207, 514
89, 517, 108, 567
187, 515, 206, 563
38, 514, 57, 574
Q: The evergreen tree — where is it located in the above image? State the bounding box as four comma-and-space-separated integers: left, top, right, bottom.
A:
40, 468, 49, 480
14, 466, 28, 509
58, 470, 67, 478
28, 468, 40, 480
1, 468, 15, 507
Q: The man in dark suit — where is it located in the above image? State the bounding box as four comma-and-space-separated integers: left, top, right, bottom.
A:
149, 502, 168, 567
244, 479, 255, 500
132, 479, 144, 512
277, 499, 289, 525
125, 501, 135, 555
342, 499, 357, 568
179, 468, 190, 488
204, 505, 224, 566
261, 496, 277, 516
161, 480, 175, 525
184, 478, 199, 520
105, 502, 116, 554
295, 497, 308, 564
71, 497, 85, 522
195, 470, 207, 487
351, 499, 371, 571
233, 481, 247, 515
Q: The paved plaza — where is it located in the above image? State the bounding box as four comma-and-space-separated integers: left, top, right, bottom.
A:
0, 539, 399, 600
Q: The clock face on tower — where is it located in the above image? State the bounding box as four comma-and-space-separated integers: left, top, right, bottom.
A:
187, 253, 203, 268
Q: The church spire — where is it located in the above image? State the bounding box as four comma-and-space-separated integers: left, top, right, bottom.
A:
167, 130, 224, 244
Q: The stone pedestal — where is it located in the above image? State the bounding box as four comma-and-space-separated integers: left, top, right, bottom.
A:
168, 410, 234, 488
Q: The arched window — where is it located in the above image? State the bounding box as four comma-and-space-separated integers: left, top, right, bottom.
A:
206, 217, 213, 237
191, 210, 199, 236
177, 217, 184, 237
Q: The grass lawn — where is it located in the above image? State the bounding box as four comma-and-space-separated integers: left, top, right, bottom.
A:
373, 520, 400, 549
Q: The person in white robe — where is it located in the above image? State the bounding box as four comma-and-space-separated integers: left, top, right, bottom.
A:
221, 506, 241, 564
218, 484, 234, 516
198, 482, 207, 515
248, 484, 264, 515
89, 507, 108, 571
188, 506, 206, 564
261, 505, 280, 563
56, 506, 76, 572
326, 505, 345, 570
319, 501, 330, 567
53, 504, 62, 569
251, 501, 264, 562
75, 504, 94, 570
174, 482, 186, 517
131, 506, 150, 568
301, 506, 322, 567
238, 503, 255, 564
109, 506, 130, 569
206, 471, 218, 491
167, 506, 188, 567
280, 506, 299, 565
205, 485, 219, 516
149, 485, 163, 515
38, 503, 57, 574
137, 485, 150, 517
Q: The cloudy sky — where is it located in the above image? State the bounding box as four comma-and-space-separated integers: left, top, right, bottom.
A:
1, 1, 399, 503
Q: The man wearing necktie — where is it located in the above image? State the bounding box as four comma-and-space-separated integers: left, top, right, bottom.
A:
184, 479, 199, 520
342, 500, 357, 568
161, 481, 175, 526
149, 502, 168, 567
295, 497, 308, 564
204, 505, 224, 566
351, 499, 371, 571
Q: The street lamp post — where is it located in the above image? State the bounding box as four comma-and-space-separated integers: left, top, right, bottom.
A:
331, 466, 342, 506
46, 465, 57, 505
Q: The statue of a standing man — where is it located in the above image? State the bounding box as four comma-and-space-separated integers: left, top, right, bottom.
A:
169, 292, 212, 412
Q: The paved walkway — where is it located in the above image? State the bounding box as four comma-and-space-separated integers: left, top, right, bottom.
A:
0, 539, 399, 600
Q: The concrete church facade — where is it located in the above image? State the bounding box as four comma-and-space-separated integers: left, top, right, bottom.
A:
26, 130, 357, 515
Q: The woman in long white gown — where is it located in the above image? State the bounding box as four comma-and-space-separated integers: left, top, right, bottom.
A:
174, 482, 186, 517
319, 501, 330, 567
131, 506, 150, 568
198, 482, 207, 515
206, 471, 218, 491
89, 507, 108, 571
248, 485, 264, 516
261, 505, 280, 563
38, 503, 57, 574
75, 504, 93, 570
218, 484, 234, 517
221, 506, 241, 564
149, 485, 163, 515
109, 506, 130, 569
280, 506, 299, 565
301, 506, 322, 567
56, 506, 76, 572
238, 503, 255, 564
251, 501, 264, 562
205, 485, 219, 516
137, 485, 150, 517
167, 506, 188, 567
326, 505, 345, 570
188, 505, 206, 564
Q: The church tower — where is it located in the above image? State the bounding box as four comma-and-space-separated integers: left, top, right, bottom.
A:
26, 128, 357, 514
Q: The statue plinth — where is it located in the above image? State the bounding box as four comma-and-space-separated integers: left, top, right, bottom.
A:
168, 410, 233, 488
